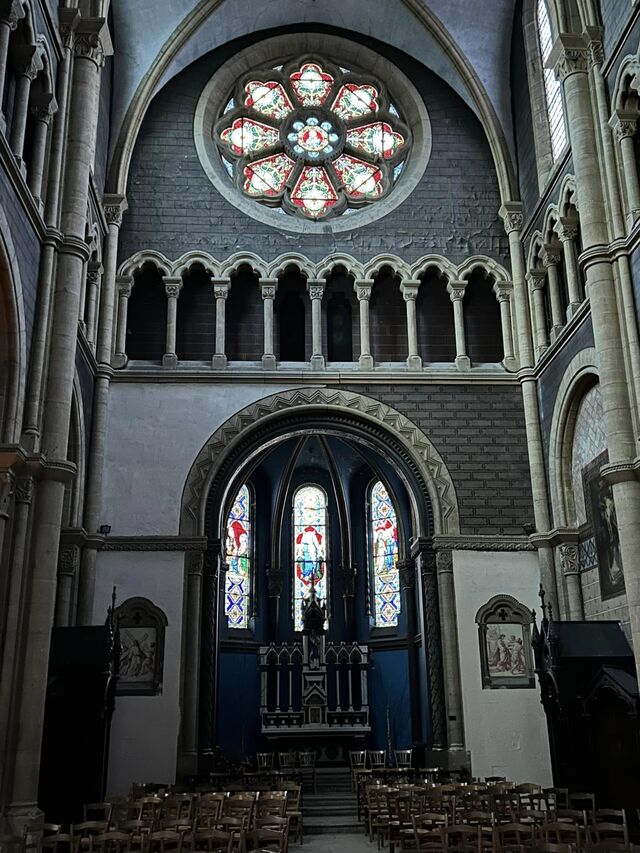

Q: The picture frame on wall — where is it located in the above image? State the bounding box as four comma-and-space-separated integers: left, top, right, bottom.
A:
115, 597, 167, 696
583, 452, 625, 601
476, 595, 535, 689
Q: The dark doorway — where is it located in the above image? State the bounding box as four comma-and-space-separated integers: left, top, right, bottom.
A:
327, 293, 353, 361
279, 292, 305, 361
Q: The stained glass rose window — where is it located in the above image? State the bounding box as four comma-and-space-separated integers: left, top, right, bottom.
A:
215, 58, 410, 221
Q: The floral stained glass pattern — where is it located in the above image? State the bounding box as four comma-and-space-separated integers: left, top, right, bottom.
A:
215, 56, 409, 220
225, 484, 252, 629
293, 485, 328, 631
369, 481, 400, 627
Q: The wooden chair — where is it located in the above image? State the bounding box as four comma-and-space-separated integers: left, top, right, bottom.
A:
593, 811, 626, 828
41, 835, 81, 853
145, 832, 183, 853
540, 821, 581, 850
440, 824, 481, 853
544, 789, 569, 811
196, 794, 225, 828
528, 846, 574, 853
385, 792, 414, 853
587, 823, 629, 851
277, 753, 296, 773
395, 750, 413, 771
256, 753, 275, 773
186, 829, 233, 853
163, 798, 195, 823
84, 805, 114, 824
349, 750, 367, 793
87, 832, 133, 853
412, 813, 448, 853
0, 836, 27, 853
494, 821, 535, 853
569, 794, 595, 823
297, 751, 316, 793
73, 824, 111, 851
282, 785, 302, 845
244, 826, 286, 853
369, 750, 387, 772
255, 792, 287, 824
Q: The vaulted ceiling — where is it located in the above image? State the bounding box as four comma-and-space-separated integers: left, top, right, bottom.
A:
107, 0, 518, 186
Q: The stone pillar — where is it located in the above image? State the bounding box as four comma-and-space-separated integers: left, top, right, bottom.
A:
527, 271, 549, 359
493, 282, 517, 370
0, 470, 14, 560
259, 278, 278, 369
26, 96, 56, 204
354, 279, 374, 369
398, 559, 421, 742
84, 261, 102, 347
307, 279, 325, 370
447, 281, 470, 370
0, 1, 25, 127
162, 276, 182, 368
9, 46, 42, 169
75, 196, 127, 627
558, 218, 582, 316
7, 21, 109, 827
554, 35, 640, 680
558, 543, 583, 620
112, 275, 132, 369
499, 204, 532, 367
542, 245, 565, 340
611, 112, 640, 222
400, 279, 422, 370
416, 545, 446, 749
212, 279, 230, 369
178, 551, 204, 778
54, 544, 79, 627
436, 550, 464, 750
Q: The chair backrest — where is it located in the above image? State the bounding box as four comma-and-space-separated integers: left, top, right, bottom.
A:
84, 804, 114, 824
245, 826, 286, 853
349, 750, 366, 769
298, 751, 316, 769
569, 792, 595, 819
594, 809, 626, 826
588, 822, 629, 846
394, 749, 412, 769
192, 830, 232, 853
541, 821, 581, 847
556, 809, 587, 827
368, 750, 386, 769
278, 752, 296, 770
146, 832, 182, 853
496, 822, 536, 845
41, 835, 80, 853
88, 832, 132, 853
72, 823, 110, 838
256, 753, 274, 771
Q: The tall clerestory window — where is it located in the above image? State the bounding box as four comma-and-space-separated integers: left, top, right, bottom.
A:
536, 0, 567, 161
368, 480, 400, 628
225, 484, 252, 629
293, 484, 328, 631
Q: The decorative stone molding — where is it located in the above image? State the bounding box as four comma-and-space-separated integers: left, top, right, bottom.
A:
58, 544, 79, 576
117, 278, 132, 299
259, 278, 278, 299
0, 470, 14, 516
164, 281, 182, 299
558, 543, 579, 576
16, 45, 43, 80
103, 194, 128, 227
552, 40, 590, 81
73, 26, 106, 67
401, 281, 420, 301
0, 0, 26, 29
499, 202, 523, 235
306, 280, 325, 300
101, 535, 208, 552
398, 558, 416, 590
527, 270, 546, 292
212, 280, 230, 299
432, 535, 534, 552
30, 96, 57, 123
493, 283, 513, 302
558, 218, 579, 243
447, 282, 466, 302
14, 475, 33, 504
611, 112, 638, 141
181, 388, 460, 537
436, 549, 453, 574
354, 280, 374, 301
542, 246, 562, 268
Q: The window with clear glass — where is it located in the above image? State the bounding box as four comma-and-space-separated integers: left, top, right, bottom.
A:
536, 0, 567, 161
368, 480, 400, 627
225, 484, 252, 628
215, 57, 410, 220
293, 484, 328, 630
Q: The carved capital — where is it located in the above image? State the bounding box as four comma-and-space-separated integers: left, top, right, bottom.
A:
103, 195, 127, 226
163, 276, 183, 299
58, 544, 79, 575
499, 202, 523, 235
0, 0, 25, 29
585, 30, 604, 68
188, 552, 204, 576
493, 281, 513, 303
542, 245, 562, 268
14, 475, 33, 504
307, 279, 325, 300
266, 564, 283, 597
30, 95, 57, 123
86, 261, 103, 287
212, 279, 230, 300
554, 45, 590, 81
401, 280, 420, 302
17, 46, 43, 80
398, 559, 415, 590
259, 278, 278, 299
435, 549, 453, 575
527, 270, 547, 292
558, 543, 579, 576
611, 112, 637, 141
354, 279, 373, 301
558, 218, 578, 243
447, 281, 466, 302
74, 30, 106, 67
0, 470, 14, 515
117, 277, 133, 299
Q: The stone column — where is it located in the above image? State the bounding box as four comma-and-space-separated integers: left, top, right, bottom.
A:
401, 279, 422, 370
554, 35, 640, 680
354, 279, 374, 369
7, 21, 109, 828
527, 270, 549, 358
0, 470, 14, 560
436, 550, 465, 750
447, 281, 470, 370
0, 1, 25, 128
84, 261, 102, 347
493, 282, 517, 371
542, 245, 565, 340
75, 196, 127, 627
212, 279, 230, 369
178, 551, 204, 778
26, 96, 56, 205
416, 544, 446, 749
500, 205, 558, 616
558, 543, 583, 620
54, 544, 79, 627
260, 278, 277, 369
112, 275, 132, 369
611, 112, 640, 222
398, 559, 421, 742
162, 276, 182, 368
9, 46, 42, 170
558, 218, 582, 316
307, 278, 325, 370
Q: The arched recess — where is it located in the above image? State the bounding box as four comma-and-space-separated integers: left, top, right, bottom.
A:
548, 347, 600, 528
0, 210, 26, 444
107, 1, 517, 203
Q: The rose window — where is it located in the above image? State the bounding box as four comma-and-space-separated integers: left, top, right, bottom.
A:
215, 58, 410, 220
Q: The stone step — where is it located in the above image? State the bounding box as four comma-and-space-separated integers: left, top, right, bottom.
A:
305, 807, 357, 817
304, 816, 363, 835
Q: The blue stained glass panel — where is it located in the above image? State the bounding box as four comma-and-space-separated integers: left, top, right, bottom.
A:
369, 480, 400, 627
225, 484, 251, 628
293, 485, 328, 631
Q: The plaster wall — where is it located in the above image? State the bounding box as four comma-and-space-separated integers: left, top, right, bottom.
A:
101, 382, 297, 535
453, 549, 553, 785
92, 550, 185, 795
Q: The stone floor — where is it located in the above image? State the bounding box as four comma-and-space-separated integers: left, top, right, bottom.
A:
300, 834, 371, 853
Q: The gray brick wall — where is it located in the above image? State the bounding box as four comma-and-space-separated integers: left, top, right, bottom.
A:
119, 28, 508, 267
602, 0, 634, 61
338, 382, 534, 536
512, 0, 540, 221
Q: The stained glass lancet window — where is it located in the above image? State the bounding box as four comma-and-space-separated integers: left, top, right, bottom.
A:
215, 57, 410, 220
536, 0, 567, 161
369, 481, 400, 627
225, 484, 252, 629
293, 485, 328, 631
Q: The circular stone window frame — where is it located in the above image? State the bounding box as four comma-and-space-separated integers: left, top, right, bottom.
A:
194, 33, 432, 235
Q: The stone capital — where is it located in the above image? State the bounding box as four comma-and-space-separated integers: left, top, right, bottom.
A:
558, 543, 579, 576
584, 26, 604, 69
73, 18, 111, 67
30, 94, 57, 123
493, 281, 513, 302
307, 279, 325, 300
527, 270, 547, 292
116, 276, 133, 298
163, 276, 183, 299
259, 278, 278, 299
447, 280, 467, 302
86, 261, 103, 286
435, 549, 453, 575
211, 279, 230, 299
0, 470, 14, 515
0, 0, 25, 29
542, 245, 562, 268
58, 544, 80, 575
17, 45, 43, 80
103, 194, 128, 227
398, 558, 416, 590
401, 280, 421, 301
610, 111, 638, 141
58, 8, 81, 49
354, 279, 374, 301
499, 202, 523, 235
558, 217, 579, 243
187, 552, 204, 576
549, 35, 590, 81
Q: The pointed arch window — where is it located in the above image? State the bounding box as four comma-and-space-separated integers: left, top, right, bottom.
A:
368, 480, 400, 627
225, 484, 252, 628
536, 0, 567, 161
293, 484, 328, 631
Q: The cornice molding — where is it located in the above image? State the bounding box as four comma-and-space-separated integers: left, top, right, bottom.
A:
432, 535, 534, 552
100, 535, 208, 552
